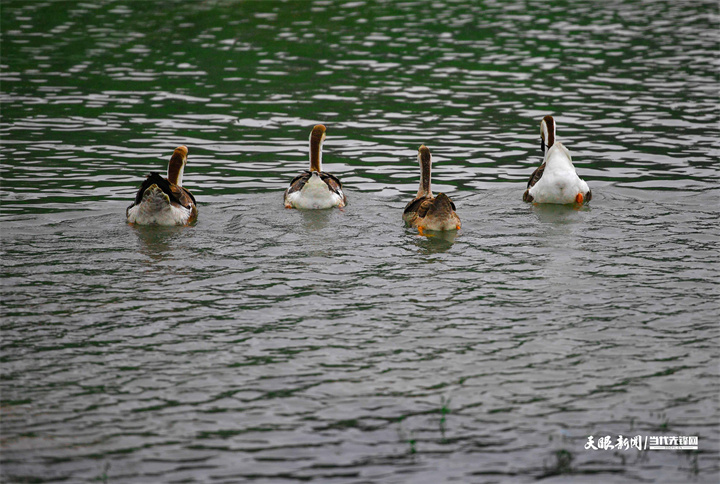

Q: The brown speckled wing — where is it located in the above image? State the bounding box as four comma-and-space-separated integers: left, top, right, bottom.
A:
404, 195, 429, 215
286, 171, 312, 194
319, 171, 346, 203
169, 184, 196, 209
131, 172, 196, 209
132, 172, 162, 206
527, 163, 545, 189
416, 198, 435, 218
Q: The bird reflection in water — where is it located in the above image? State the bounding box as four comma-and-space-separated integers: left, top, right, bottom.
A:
412, 228, 457, 254
131, 224, 185, 262
299, 208, 335, 232
531, 203, 590, 225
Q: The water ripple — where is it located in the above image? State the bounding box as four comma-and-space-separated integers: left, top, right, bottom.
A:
2, 1, 719, 483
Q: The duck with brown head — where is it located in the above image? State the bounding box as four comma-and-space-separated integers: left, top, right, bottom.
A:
284, 124, 347, 209
403, 145, 461, 234
126, 146, 198, 225
523, 116, 591, 205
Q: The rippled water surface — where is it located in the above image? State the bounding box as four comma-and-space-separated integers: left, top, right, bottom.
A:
2, 1, 719, 483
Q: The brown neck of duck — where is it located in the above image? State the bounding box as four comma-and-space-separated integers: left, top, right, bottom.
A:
541, 115, 555, 153
418, 145, 432, 198
167, 147, 188, 186
309, 125, 326, 172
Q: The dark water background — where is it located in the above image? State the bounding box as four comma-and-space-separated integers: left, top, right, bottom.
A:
1, 1, 719, 482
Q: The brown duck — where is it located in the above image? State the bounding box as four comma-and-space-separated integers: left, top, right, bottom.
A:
403, 145, 461, 234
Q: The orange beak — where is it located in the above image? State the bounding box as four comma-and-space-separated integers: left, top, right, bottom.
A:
575, 193, 584, 204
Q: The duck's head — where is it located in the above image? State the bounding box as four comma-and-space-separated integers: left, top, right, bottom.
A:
309, 124, 326, 172
167, 145, 188, 186
310, 124, 326, 144
418, 145, 432, 165
540, 115, 556, 155
417, 145, 432, 197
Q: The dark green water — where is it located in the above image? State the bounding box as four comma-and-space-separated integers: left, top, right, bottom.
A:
1, 1, 719, 483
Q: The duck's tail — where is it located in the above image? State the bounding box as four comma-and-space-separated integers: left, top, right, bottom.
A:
426, 192, 455, 219
420, 193, 461, 230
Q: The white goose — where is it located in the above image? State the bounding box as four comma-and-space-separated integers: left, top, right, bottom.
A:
523, 115, 591, 204
127, 146, 197, 225
284, 124, 347, 209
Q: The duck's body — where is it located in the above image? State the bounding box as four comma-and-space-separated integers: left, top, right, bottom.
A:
403, 145, 461, 233
404, 192, 460, 232
127, 146, 197, 225
523, 142, 591, 204
523, 115, 591, 205
285, 170, 346, 209
284, 125, 346, 209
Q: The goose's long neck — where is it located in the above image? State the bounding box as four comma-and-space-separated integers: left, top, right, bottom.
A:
167, 149, 187, 186
310, 131, 323, 172
541, 115, 556, 155
418, 147, 432, 198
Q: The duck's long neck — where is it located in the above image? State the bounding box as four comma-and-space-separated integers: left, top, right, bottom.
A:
418, 150, 432, 198
310, 132, 323, 172
546, 123, 555, 150
167, 153, 185, 186
541, 116, 556, 155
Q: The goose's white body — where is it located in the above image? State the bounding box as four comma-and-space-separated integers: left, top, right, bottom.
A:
285, 172, 344, 209
127, 185, 194, 225
526, 142, 589, 204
